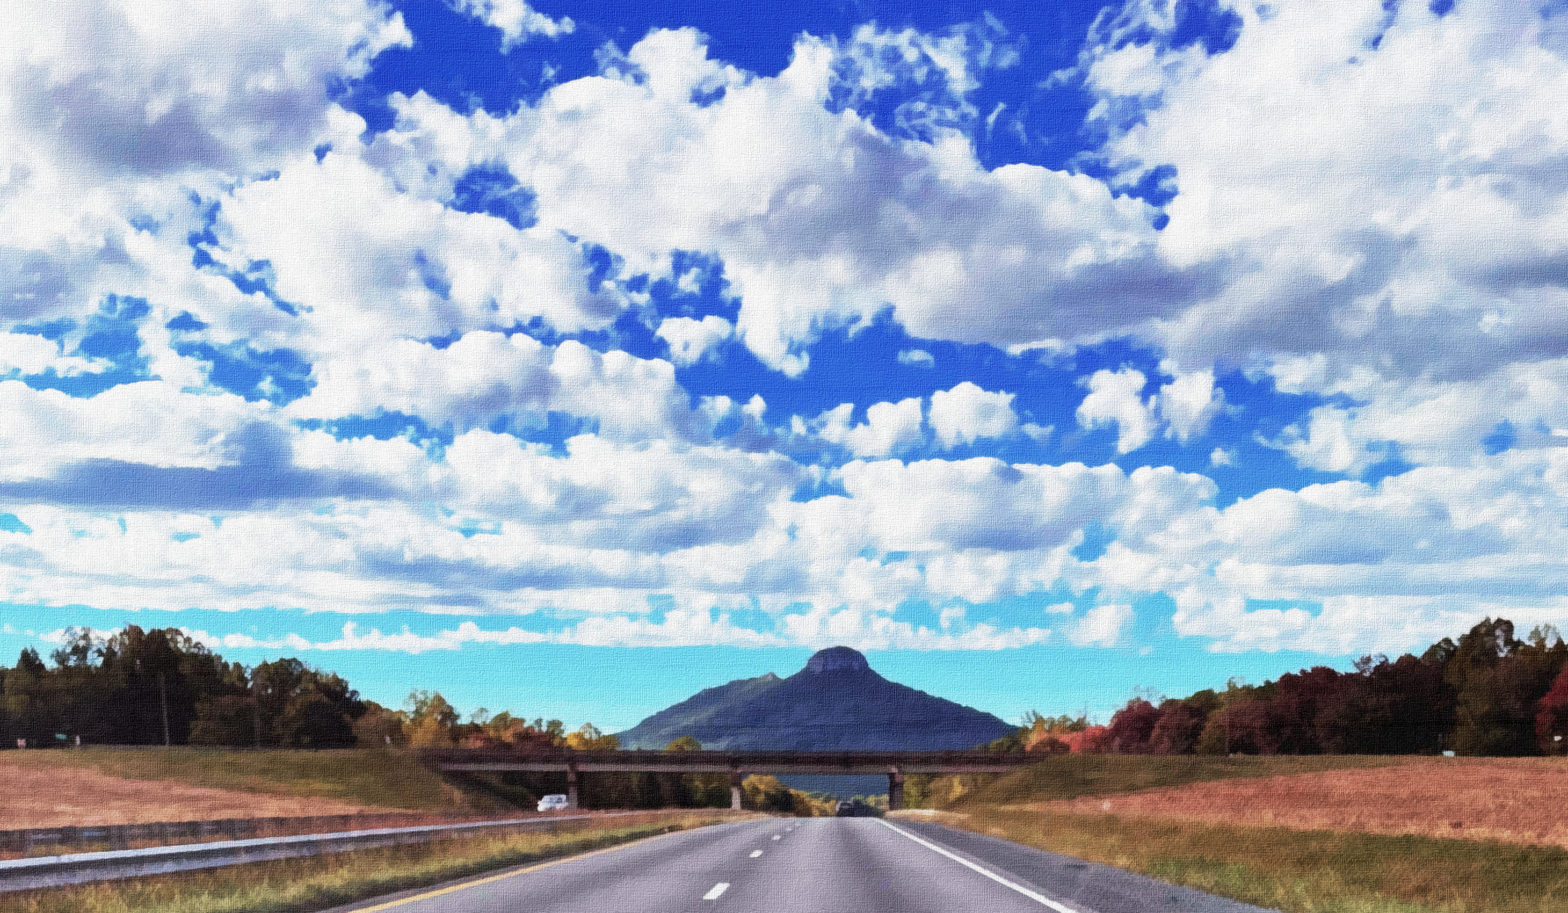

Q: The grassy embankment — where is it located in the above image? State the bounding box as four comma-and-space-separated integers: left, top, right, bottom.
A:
912, 755, 1568, 913
921, 752, 1402, 806
0, 747, 484, 812
7, 811, 735, 913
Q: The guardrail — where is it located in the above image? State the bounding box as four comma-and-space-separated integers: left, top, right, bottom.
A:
0, 812, 475, 857
0, 810, 703, 893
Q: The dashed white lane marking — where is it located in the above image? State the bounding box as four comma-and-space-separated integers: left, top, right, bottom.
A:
872, 820, 1081, 913
703, 882, 730, 900
750, 850, 763, 858
771, 834, 781, 840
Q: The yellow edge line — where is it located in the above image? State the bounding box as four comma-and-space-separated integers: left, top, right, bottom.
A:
346, 825, 696, 912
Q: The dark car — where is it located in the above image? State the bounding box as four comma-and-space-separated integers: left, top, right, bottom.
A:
834, 798, 877, 817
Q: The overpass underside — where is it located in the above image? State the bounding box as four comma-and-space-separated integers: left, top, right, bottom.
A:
424, 749, 1027, 811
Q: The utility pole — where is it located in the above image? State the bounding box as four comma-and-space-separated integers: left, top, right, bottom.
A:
157, 671, 171, 747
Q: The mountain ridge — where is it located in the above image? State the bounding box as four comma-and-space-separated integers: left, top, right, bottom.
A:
615, 647, 1015, 752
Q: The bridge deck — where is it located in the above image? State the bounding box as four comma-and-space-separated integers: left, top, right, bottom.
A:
422, 748, 1028, 775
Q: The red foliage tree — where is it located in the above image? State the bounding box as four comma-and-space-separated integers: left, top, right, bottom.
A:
1106, 698, 1161, 753
1537, 665, 1568, 754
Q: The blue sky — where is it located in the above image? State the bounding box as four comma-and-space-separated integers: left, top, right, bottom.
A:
4, 0, 1568, 729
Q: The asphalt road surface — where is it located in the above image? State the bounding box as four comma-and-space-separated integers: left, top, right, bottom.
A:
330, 816, 1275, 913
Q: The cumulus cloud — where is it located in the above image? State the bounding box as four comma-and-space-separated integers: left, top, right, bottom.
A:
1077, 368, 1155, 453
1158, 370, 1223, 441
1267, 406, 1387, 476
1081, 0, 1568, 387
395, 27, 1205, 374
449, 0, 572, 48
928, 382, 1020, 449
804, 399, 925, 458
656, 315, 733, 366
1069, 603, 1133, 647
10, 0, 1568, 662
290, 332, 707, 442
212, 153, 623, 353
0, 0, 408, 180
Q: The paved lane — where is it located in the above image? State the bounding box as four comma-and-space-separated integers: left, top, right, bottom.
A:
330, 816, 1276, 913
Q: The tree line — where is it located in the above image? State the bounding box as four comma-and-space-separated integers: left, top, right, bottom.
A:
0, 625, 841, 813
1008, 618, 1568, 757
0, 625, 614, 751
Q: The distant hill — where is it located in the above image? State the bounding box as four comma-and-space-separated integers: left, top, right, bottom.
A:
616, 646, 1016, 751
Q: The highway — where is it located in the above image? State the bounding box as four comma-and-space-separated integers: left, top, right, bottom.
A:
330, 816, 1274, 913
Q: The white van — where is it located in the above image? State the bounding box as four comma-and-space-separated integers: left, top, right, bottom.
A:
537, 793, 570, 811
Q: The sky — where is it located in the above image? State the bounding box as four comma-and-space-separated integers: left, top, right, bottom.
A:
4, 0, 1568, 730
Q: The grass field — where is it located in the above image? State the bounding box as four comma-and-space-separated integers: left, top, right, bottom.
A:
6, 811, 734, 913
0, 748, 486, 820
930, 753, 1404, 808
1044, 757, 1568, 849
914, 807, 1568, 913
913, 754, 1568, 913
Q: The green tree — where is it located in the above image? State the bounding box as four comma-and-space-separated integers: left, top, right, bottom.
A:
1, 648, 50, 745
1445, 619, 1558, 755
250, 658, 365, 748
406, 690, 461, 747
353, 701, 409, 747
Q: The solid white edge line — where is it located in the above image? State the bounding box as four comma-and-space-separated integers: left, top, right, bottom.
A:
872, 819, 1083, 913
704, 882, 730, 900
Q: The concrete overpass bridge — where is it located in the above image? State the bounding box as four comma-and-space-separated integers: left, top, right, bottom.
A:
422, 749, 1030, 811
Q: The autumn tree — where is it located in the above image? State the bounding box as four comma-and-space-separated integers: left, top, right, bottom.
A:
1536, 665, 1568, 754
1106, 698, 1161, 753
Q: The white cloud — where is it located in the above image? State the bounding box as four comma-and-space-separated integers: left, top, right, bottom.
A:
449, 0, 572, 49
12, 3, 1568, 663
928, 382, 1020, 449
291, 332, 703, 441
0, 333, 77, 375
1158, 369, 1223, 441
1082, 0, 1568, 387
0, 0, 408, 181
1268, 406, 1386, 476
0, 381, 259, 481
778, 604, 1048, 651
806, 399, 925, 458
0, 0, 410, 334
408, 27, 1192, 374
212, 152, 622, 357
656, 315, 733, 366
1076, 368, 1155, 453
1069, 603, 1133, 647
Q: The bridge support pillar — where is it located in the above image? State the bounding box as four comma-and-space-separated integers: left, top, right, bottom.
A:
566, 761, 580, 809
887, 768, 905, 811
730, 767, 744, 811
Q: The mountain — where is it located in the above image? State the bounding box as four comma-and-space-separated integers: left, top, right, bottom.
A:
615, 646, 1016, 751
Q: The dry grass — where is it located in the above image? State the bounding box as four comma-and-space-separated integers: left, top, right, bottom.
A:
0, 756, 398, 827
0, 748, 482, 817
936, 753, 1402, 809
1040, 757, 1568, 849
912, 807, 1568, 913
